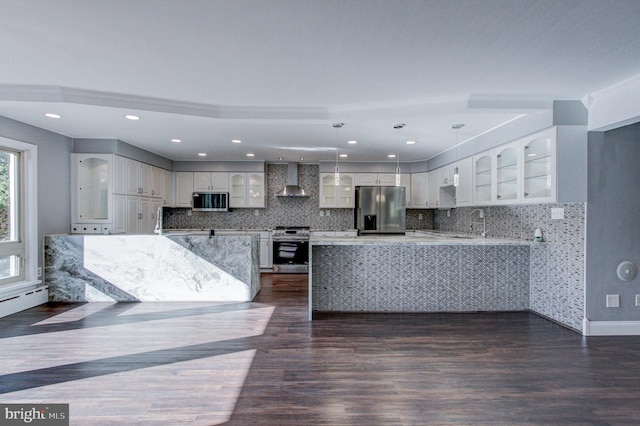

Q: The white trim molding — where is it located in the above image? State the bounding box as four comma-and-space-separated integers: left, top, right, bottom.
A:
583, 319, 640, 336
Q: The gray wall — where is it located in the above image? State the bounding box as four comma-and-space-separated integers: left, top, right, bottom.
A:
0, 116, 72, 272
586, 123, 640, 321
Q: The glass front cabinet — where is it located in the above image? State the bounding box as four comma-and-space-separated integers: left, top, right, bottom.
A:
319, 173, 354, 208
71, 153, 113, 234
522, 127, 556, 203
494, 143, 520, 204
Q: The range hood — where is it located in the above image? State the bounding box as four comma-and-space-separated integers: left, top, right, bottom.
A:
275, 163, 309, 197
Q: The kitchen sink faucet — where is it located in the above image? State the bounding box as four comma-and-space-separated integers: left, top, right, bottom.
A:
469, 209, 487, 238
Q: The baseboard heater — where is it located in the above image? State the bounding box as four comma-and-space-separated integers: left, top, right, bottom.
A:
0, 285, 48, 318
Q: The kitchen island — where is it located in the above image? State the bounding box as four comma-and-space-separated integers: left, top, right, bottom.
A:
309, 233, 531, 319
45, 233, 260, 302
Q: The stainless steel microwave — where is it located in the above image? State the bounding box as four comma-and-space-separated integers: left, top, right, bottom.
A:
192, 192, 229, 211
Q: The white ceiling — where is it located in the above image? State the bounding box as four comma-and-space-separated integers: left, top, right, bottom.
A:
1, 0, 639, 163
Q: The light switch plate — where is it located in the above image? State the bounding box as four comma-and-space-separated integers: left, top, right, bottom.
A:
551, 208, 564, 220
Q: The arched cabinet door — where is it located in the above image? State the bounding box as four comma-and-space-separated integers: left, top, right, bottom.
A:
494, 144, 519, 204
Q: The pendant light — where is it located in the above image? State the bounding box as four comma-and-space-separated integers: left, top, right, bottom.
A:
394, 123, 405, 186
451, 123, 465, 187
333, 123, 344, 185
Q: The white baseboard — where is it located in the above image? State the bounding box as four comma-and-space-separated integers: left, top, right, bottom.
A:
0, 285, 48, 318
583, 319, 640, 336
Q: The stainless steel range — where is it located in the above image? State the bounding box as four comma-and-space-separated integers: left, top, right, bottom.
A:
272, 226, 310, 273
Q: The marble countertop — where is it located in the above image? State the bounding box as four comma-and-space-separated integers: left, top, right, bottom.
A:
161, 228, 269, 235
310, 232, 530, 246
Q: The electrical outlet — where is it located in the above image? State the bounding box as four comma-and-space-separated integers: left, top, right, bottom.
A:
319, 210, 324, 217
551, 208, 564, 220
418, 213, 423, 220
606, 294, 620, 308
635, 295, 640, 307
37, 267, 42, 278
254, 209, 259, 216
326, 210, 330, 217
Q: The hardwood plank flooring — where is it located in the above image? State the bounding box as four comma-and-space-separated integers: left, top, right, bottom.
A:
2, 274, 640, 424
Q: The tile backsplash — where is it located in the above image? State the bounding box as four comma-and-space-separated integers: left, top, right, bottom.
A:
434, 203, 586, 332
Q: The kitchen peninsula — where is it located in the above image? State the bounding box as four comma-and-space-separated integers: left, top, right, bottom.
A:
309, 233, 532, 319
45, 233, 260, 302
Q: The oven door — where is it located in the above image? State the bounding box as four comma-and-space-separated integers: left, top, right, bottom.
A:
272, 240, 309, 273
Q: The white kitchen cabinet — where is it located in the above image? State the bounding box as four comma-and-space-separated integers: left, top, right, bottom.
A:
112, 194, 127, 234
354, 173, 397, 186
439, 164, 456, 187
193, 172, 229, 192
123, 158, 140, 195
175, 172, 194, 207
427, 169, 440, 208
426, 167, 455, 209
150, 166, 165, 199
258, 231, 271, 269
410, 172, 429, 208
229, 172, 265, 208
522, 127, 556, 203
473, 153, 493, 205
71, 153, 114, 232
163, 169, 174, 206
494, 142, 520, 204
138, 162, 152, 196
319, 173, 355, 208
113, 155, 127, 195
454, 156, 473, 207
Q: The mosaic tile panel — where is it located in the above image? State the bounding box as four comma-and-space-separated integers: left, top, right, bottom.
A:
434, 203, 586, 332
312, 244, 530, 313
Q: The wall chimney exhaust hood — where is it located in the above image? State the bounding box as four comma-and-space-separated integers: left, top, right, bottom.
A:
275, 163, 309, 197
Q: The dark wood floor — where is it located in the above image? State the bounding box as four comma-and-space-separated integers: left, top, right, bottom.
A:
3, 274, 640, 425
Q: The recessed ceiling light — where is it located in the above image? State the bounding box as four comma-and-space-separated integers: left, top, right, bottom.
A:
125, 114, 140, 121
232, 139, 242, 144
170, 138, 182, 143
339, 154, 348, 158
278, 157, 284, 160
388, 154, 396, 158
246, 153, 255, 157
406, 140, 416, 145
347, 140, 357, 144
527, 153, 537, 157
300, 157, 304, 160
44, 113, 61, 119
197, 153, 207, 157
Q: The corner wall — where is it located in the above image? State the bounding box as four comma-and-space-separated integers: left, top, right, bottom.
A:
586, 123, 640, 325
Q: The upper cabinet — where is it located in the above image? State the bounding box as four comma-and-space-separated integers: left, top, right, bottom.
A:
494, 142, 520, 204
319, 173, 355, 208
193, 172, 229, 192
522, 128, 556, 203
354, 173, 397, 186
410, 172, 429, 208
175, 172, 194, 207
72, 154, 112, 225
473, 153, 493, 204
230, 172, 265, 208
455, 156, 473, 207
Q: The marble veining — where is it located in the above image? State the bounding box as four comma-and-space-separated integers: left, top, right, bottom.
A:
45, 235, 260, 302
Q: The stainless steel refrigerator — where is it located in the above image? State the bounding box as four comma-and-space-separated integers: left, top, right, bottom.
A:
355, 186, 406, 235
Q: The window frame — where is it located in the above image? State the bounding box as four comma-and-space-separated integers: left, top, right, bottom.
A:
0, 136, 38, 291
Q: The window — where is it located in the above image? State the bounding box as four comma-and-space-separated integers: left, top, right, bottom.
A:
0, 137, 37, 289
0, 148, 24, 284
